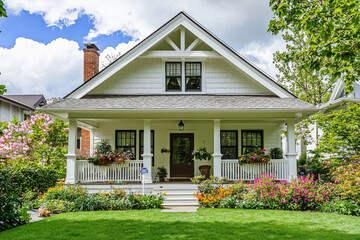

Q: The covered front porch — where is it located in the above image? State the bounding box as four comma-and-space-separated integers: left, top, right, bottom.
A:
64, 116, 298, 184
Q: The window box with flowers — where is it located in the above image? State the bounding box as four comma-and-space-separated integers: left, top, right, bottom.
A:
239, 148, 270, 165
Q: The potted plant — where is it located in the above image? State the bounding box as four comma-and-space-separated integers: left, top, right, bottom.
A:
156, 166, 167, 182
270, 148, 283, 159
193, 147, 212, 178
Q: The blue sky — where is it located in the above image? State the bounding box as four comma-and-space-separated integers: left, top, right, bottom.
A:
0, 1, 282, 98
0, 11, 132, 50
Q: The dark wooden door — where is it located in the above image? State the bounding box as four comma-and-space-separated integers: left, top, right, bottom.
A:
170, 133, 194, 178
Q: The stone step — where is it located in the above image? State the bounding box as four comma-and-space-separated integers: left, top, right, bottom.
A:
164, 195, 197, 200
162, 201, 199, 206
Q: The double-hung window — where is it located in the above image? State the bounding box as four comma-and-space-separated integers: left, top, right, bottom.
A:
185, 62, 201, 91
166, 62, 182, 91
139, 130, 155, 166
115, 130, 136, 159
241, 130, 263, 154
165, 62, 202, 92
221, 130, 238, 159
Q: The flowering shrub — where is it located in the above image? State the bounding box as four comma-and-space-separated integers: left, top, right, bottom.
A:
327, 155, 360, 202
252, 174, 331, 211
0, 114, 68, 174
194, 187, 233, 208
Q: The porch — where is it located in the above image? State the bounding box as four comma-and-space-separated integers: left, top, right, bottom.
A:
64, 117, 297, 184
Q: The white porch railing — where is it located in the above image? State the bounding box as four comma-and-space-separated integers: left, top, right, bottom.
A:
76, 160, 143, 182
221, 159, 289, 181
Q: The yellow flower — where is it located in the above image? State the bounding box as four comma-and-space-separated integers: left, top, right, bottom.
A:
58, 204, 62, 207
163, 191, 166, 195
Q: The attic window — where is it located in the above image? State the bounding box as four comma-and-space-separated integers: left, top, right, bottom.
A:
166, 62, 182, 91
185, 62, 201, 91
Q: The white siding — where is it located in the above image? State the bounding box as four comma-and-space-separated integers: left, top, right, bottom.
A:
205, 59, 274, 95
0, 102, 11, 122
88, 58, 274, 96
91, 120, 282, 178
89, 59, 163, 95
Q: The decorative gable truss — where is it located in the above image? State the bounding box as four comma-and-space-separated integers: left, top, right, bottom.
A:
66, 12, 294, 99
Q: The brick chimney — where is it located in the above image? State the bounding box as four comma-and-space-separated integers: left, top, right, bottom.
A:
83, 43, 100, 82
81, 44, 99, 155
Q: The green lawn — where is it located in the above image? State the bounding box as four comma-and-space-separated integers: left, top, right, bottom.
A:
1, 209, 359, 240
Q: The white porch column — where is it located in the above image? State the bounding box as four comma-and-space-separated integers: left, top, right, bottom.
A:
212, 119, 222, 177
142, 119, 153, 183
286, 118, 297, 181
65, 118, 77, 184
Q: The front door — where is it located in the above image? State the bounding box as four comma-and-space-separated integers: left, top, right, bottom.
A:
170, 133, 194, 178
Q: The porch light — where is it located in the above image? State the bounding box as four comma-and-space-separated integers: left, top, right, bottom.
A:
178, 120, 184, 131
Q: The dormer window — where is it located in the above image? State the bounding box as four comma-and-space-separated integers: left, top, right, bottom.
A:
165, 62, 202, 92
166, 62, 182, 91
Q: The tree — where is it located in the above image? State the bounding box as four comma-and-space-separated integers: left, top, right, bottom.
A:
315, 103, 360, 155
269, 0, 360, 93
273, 32, 333, 105
0, 0, 7, 95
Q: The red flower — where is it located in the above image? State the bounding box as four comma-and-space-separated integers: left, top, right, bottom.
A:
261, 149, 266, 152
95, 152, 97, 154
103, 157, 106, 159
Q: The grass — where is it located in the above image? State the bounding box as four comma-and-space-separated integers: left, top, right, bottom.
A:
1, 209, 360, 240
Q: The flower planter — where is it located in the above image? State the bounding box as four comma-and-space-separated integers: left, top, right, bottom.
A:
93, 158, 112, 166
114, 157, 125, 164
199, 165, 211, 179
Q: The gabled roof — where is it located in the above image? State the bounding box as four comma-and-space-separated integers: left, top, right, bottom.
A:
6, 94, 46, 108
0, 95, 34, 111
65, 11, 295, 99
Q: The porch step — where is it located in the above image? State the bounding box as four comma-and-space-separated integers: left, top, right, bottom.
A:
153, 185, 199, 206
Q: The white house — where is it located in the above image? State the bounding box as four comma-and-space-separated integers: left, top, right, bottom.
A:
40, 12, 316, 185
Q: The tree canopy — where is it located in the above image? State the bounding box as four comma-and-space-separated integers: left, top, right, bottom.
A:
269, 0, 360, 93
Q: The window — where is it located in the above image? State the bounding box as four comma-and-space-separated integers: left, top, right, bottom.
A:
166, 62, 182, 91
185, 62, 201, 91
139, 130, 155, 166
241, 130, 263, 154
115, 130, 136, 159
221, 130, 238, 159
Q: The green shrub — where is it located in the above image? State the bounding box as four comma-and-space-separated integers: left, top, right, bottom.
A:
0, 163, 61, 196
39, 184, 164, 213
321, 198, 360, 216
0, 174, 29, 231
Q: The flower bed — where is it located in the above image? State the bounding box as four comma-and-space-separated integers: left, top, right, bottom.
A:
193, 174, 360, 216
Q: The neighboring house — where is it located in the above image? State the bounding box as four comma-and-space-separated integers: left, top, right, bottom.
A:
299, 80, 360, 155
0, 94, 45, 122
40, 12, 317, 185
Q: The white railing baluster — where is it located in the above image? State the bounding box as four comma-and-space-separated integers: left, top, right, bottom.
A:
75, 160, 144, 183
221, 159, 289, 181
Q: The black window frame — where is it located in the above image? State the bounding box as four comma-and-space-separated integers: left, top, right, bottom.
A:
139, 130, 155, 166
165, 62, 182, 92
220, 130, 238, 159
185, 62, 202, 92
241, 130, 264, 154
115, 130, 137, 159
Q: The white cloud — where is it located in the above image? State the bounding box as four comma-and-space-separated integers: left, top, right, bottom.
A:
5, 0, 275, 48
240, 38, 285, 79
0, 37, 82, 98
100, 40, 139, 69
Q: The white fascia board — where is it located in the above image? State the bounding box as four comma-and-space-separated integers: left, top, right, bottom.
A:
67, 17, 184, 99
180, 21, 293, 98
329, 80, 345, 102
